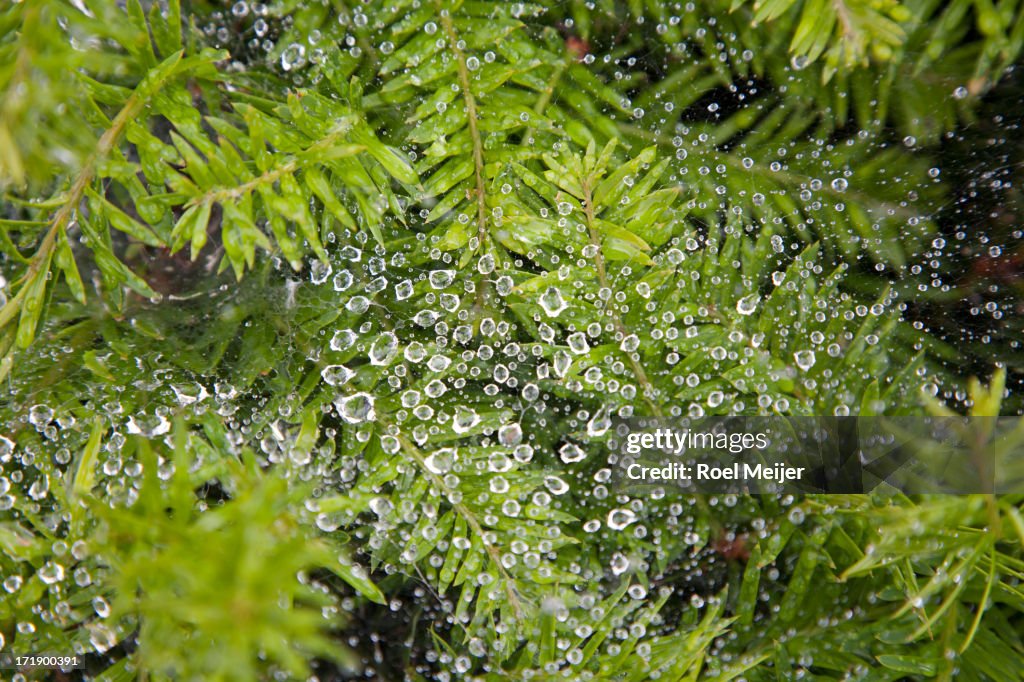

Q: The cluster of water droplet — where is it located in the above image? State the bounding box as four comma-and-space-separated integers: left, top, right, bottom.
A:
4, 0, 996, 675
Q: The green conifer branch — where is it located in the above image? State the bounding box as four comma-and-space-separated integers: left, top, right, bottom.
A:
437, 5, 489, 252
0, 49, 194, 357
581, 173, 665, 417
0, 2, 1021, 679
395, 431, 526, 621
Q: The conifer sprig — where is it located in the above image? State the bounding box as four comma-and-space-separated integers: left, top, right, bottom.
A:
0, 1, 1020, 680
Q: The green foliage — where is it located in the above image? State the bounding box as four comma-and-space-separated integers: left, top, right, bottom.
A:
87, 437, 370, 680
0, 0, 1021, 680
565, 0, 1024, 138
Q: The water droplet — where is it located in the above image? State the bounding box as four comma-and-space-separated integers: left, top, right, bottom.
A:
620, 334, 640, 352
559, 442, 587, 463
330, 329, 357, 351
88, 623, 118, 654
429, 269, 455, 289
735, 294, 760, 316
333, 269, 353, 291
380, 435, 401, 454
607, 508, 636, 530
126, 413, 170, 437
404, 342, 426, 363
427, 355, 451, 372
369, 497, 393, 517
315, 512, 343, 532
369, 332, 399, 365
544, 476, 569, 495
539, 287, 567, 317
425, 379, 447, 398
346, 295, 370, 313
567, 332, 590, 355
335, 393, 375, 423
172, 382, 208, 406
497, 423, 522, 446
452, 407, 480, 433
553, 350, 573, 377
280, 42, 307, 71
794, 350, 817, 371
29, 404, 53, 429
587, 410, 610, 436
38, 561, 65, 584
0, 435, 14, 462
321, 364, 355, 387
477, 253, 495, 274
414, 309, 439, 326
395, 279, 413, 300
92, 595, 111, 618
310, 260, 332, 284
424, 448, 456, 474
